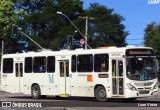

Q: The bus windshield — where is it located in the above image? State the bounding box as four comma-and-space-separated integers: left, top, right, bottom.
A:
126, 57, 157, 81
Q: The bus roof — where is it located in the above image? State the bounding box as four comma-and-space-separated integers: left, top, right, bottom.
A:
2, 46, 153, 58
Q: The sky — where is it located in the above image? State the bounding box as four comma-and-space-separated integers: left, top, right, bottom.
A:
82, 0, 160, 46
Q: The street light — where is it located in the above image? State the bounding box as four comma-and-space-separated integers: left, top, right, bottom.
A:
57, 11, 84, 38
57, 11, 62, 15
57, 11, 92, 49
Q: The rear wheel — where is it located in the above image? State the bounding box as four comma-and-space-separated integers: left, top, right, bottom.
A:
31, 84, 41, 99
95, 86, 108, 102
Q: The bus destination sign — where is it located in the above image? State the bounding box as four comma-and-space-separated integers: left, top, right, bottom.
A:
126, 49, 154, 56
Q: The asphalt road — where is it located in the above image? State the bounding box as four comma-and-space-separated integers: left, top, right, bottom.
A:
0, 91, 160, 110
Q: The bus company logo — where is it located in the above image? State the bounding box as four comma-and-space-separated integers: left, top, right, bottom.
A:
148, 0, 160, 4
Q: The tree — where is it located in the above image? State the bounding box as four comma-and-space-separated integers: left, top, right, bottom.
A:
12, 1, 128, 51
0, 0, 21, 54
15, 0, 84, 51
144, 22, 160, 61
85, 3, 128, 48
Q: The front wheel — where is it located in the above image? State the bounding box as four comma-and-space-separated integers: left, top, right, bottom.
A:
95, 86, 108, 102
31, 84, 41, 99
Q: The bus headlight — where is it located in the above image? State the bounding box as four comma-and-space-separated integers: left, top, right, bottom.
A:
127, 83, 137, 91
153, 83, 158, 89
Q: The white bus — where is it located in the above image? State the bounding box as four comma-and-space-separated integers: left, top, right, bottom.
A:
0, 46, 159, 101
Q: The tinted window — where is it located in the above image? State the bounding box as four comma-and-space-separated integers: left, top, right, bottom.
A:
94, 54, 109, 72
47, 56, 55, 73
33, 57, 46, 73
25, 57, 32, 73
71, 55, 76, 72
3, 58, 13, 73
77, 54, 93, 72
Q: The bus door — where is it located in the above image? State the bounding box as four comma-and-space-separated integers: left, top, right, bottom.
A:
112, 59, 124, 96
15, 62, 23, 93
59, 60, 70, 96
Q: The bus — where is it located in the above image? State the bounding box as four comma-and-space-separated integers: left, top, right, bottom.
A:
0, 46, 159, 102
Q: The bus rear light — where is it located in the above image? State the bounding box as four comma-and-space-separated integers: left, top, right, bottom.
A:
126, 83, 137, 91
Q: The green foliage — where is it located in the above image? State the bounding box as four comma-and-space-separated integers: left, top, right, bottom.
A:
144, 22, 160, 61
0, 0, 128, 53
86, 3, 128, 48
15, 0, 84, 51
0, 0, 19, 53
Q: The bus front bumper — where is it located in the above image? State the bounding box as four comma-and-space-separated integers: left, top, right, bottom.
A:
125, 88, 159, 98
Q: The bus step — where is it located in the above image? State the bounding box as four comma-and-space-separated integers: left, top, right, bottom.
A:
59, 94, 70, 97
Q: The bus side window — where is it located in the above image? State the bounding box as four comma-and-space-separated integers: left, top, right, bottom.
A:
71, 55, 76, 72
94, 54, 109, 72
25, 57, 32, 73
77, 54, 93, 72
33, 57, 46, 73
3, 58, 13, 73
47, 56, 55, 73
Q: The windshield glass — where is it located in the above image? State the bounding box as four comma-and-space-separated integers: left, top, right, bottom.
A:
126, 57, 157, 81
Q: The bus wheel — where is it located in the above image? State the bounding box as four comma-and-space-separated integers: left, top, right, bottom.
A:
95, 86, 108, 102
31, 84, 41, 99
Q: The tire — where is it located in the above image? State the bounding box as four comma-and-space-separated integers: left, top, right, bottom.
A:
95, 86, 108, 102
31, 84, 41, 99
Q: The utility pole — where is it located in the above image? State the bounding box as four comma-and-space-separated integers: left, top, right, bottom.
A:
80, 16, 94, 49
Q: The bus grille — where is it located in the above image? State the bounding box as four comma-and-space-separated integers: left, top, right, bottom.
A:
134, 82, 154, 87
139, 91, 150, 94
137, 87, 152, 90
